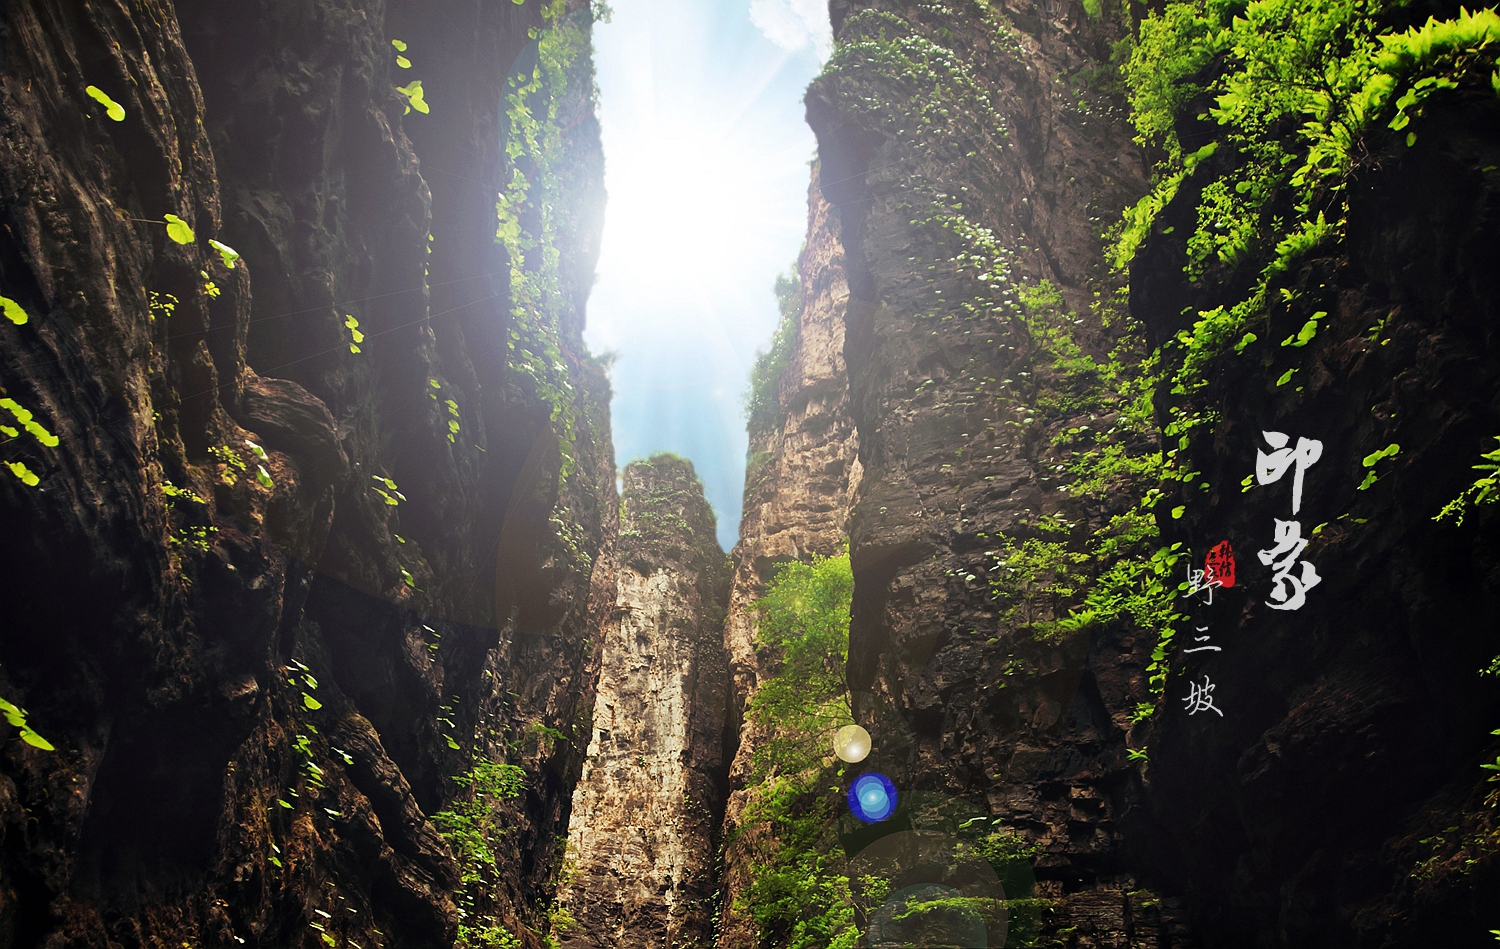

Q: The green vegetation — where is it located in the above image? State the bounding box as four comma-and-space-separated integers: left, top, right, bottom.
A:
1118, 0, 1500, 397
371, 473, 405, 506
208, 445, 247, 485
745, 268, 802, 435
163, 213, 194, 245
740, 774, 858, 949
344, 314, 364, 353
495, 0, 599, 479
734, 551, 857, 949
431, 760, 529, 949
736, 553, 1052, 949
746, 551, 854, 779
618, 454, 716, 560
1436, 437, 1500, 525
1, 295, 30, 325
85, 84, 125, 121
0, 687, 54, 751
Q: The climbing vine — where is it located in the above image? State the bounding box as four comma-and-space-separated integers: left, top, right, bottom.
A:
495, 0, 595, 479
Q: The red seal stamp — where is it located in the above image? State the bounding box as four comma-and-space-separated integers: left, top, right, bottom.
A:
1204, 540, 1236, 589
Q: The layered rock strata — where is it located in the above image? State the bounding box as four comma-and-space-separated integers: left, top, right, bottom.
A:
558, 456, 731, 949
0, 2, 610, 948
714, 165, 862, 949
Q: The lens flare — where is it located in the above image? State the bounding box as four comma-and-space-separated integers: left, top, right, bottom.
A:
834, 724, 871, 763
848, 772, 898, 822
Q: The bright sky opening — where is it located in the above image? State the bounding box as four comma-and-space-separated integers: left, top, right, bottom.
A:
584, 0, 830, 550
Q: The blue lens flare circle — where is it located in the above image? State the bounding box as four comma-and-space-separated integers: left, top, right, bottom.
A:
847, 772, 898, 822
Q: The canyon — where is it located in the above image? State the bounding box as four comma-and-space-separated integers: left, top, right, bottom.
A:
1, 1, 1497, 949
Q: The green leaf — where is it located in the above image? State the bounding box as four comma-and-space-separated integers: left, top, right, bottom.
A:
303, 693, 323, 710
256, 465, 274, 489
1362, 443, 1400, 467
1, 295, 30, 325
246, 439, 269, 461
392, 38, 408, 50
445, 734, 461, 749
5, 461, 40, 486
1171, 505, 1186, 519
396, 80, 429, 115
1406, 131, 1417, 147
0, 698, 24, 727
1234, 331, 1257, 353
163, 213, 195, 245
278, 799, 293, 809
208, 239, 241, 269
396, 55, 411, 68
1357, 470, 1378, 491
20, 727, 55, 751
85, 85, 125, 121
1276, 368, 1296, 386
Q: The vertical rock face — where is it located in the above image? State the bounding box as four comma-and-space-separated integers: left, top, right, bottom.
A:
559, 456, 731, 949
1130, 59, 1500, 948
0, 2, 610, 948
802, 0, 1189, 942
789, 1, 1500, 946
715, 166, 861, 949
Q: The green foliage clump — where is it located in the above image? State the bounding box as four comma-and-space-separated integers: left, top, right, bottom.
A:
1118, 0, 1500, 394
85, 84, 125, 121
1, 396, 59, 487
747, 551, 854, 779
745, 268, 802, 435
0, 685, 54, 751
739, 772, 858, 949
495, 0, 600, 479
994, 283, 1187, 696
431, 760, 528, 949
1436, 437, 1500, 526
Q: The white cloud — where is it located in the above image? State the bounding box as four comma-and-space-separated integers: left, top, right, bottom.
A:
748, 0, 832, 59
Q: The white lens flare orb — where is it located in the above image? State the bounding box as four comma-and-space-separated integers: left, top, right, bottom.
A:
833, 724, 871, 763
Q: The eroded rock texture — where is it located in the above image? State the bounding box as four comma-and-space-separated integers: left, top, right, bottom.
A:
800, 0, 1500, 946
803, 0, 1195, 943
715, 165, 861, 949
0, 2, 611, 948
558, 456, 730, 949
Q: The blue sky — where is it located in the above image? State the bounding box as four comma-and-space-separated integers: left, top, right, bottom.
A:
583, 0, 830, 551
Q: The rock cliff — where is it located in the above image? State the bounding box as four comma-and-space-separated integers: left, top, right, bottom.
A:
0, 2, 611, 948
802, 0, 1197, 943
558, 456, 729, 949
787, 0, 1500, 947
715, 165, 862, 949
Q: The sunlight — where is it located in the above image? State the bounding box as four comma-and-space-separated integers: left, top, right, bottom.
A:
584, 0, 827, 548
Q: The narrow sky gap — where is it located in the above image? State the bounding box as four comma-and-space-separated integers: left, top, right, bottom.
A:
585, 0, 829, 550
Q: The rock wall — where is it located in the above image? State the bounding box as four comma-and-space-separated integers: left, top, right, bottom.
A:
0, 2, 611, 948
715, 165, 862, 949
803, 0, 1195, 943
558, 456, 730, 949
1132, 43, 1500, 948
796, 0, 1500, 947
